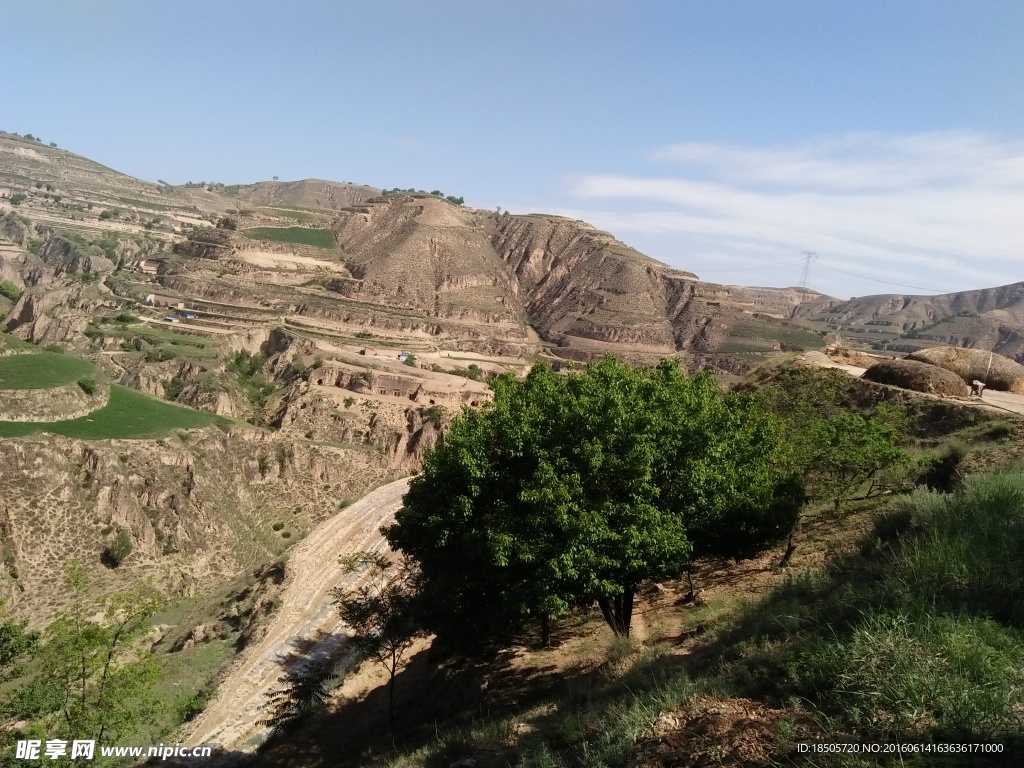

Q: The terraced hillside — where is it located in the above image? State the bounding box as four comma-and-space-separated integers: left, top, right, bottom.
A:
792, 282, 1024, 362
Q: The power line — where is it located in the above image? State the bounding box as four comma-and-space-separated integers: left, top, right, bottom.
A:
710, 259, 806, 274
816, 263, 952, 294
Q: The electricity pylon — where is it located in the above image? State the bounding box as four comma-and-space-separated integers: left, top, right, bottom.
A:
798, 251, 818, 290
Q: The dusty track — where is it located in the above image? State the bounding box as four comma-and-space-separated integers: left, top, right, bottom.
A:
185, 478, 410, 757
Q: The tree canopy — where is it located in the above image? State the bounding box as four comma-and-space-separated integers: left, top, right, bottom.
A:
385, 357, 803, 646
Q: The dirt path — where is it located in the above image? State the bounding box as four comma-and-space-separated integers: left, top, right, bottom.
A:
185, 478, 410, 756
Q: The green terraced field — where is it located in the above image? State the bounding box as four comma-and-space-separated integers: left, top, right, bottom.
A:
0, 385, 227, 439
242, 226, 336, 248
0, 333, 36, 353
0, 351, 94, 389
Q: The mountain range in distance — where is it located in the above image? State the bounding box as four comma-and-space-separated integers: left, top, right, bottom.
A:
1, 131, 1022, 370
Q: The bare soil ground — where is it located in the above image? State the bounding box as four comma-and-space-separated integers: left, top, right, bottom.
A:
184, 478, 410, 757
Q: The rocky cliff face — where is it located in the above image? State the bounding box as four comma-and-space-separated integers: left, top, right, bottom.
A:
0, 427, 401, 624
38, 235, 114, 277
0, 212, 28, 247
5, 283, 97, 343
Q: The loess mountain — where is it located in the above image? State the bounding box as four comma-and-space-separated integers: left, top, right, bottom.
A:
2, 130, 1022, 760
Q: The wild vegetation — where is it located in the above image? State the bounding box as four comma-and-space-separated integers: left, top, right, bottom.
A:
388, 358, 802, 647
263, 359, 1022, 768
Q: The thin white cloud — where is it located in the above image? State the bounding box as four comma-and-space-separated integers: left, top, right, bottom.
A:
565, 132, 1024, 298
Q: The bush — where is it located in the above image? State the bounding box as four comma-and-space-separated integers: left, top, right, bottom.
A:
101, 527, 134, 568
163, 377, 185, 401
9, 193, 26, 206
916, 440, 968, 492
76, 377, 98, 395
43, 343, 63, 354
0, 280, 22, 302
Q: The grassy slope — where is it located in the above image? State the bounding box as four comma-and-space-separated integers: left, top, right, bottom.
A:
0, 333, 36, 353
0, 351, 94, 389
0, 385, 227, 439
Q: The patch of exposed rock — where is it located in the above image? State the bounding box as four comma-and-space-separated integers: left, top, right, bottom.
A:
38, 235, 114, 277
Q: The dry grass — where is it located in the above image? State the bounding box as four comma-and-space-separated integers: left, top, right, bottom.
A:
908, 346, 1024, 392
862, 358, 969, 397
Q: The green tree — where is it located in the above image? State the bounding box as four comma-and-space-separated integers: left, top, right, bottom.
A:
17, 566, 165, 752
0, 602, 39, 682
804, 413, 910, 510
257, 661, 335, 749
386, 357, 802, 646
333, 553, 422, 724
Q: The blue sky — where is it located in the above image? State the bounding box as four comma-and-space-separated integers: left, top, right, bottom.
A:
2, 0, 1021, 299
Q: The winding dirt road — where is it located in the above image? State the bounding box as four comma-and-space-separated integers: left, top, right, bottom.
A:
185, 478, 410, 758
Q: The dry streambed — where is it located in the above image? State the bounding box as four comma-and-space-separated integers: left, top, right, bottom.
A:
185, 478, 410, 757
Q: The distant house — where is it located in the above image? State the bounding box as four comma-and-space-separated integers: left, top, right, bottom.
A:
137, 259, 165, 275
397, 353, 410, 362
145, 294, 185, 309
359, 347, 376, 356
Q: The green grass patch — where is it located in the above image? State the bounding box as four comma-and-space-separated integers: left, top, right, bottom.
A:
711, 469, 1024, 747
0, 385, 227, 439
0, 352, 95, 390
0, 333, 36, 353
727, 320, 827, 349
242, 226, 335, 249
153, 639, 235, 730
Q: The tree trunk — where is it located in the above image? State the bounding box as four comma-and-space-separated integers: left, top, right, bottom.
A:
778, 531, 798, 568
388, 650, 396, 727
540, 615, 551, 647
597, 585, 636, 636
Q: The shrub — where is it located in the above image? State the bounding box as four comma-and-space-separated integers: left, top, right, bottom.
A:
164, 376, 185, 401
0, 280, 21, 302
43, 344, 63, 354
101, 528, 134, 568
76, 377, 98, 395
916, 440, 968, 493
985, 421, 1014, 439
419, 405, 444, 427
9, 193, 26, 206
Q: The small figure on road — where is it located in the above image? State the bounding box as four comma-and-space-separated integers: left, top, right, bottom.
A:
971, 380, 986, 397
